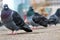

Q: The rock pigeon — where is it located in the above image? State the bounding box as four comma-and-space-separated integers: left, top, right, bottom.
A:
48, 15, 59, 25
27, 7, 34, 17
55, 8, 60, 18
32, 12, 48, 27
55, 8, 60, 22
1, 4, 32, 34
48, 8, 60, 25
26, 7, 39, 28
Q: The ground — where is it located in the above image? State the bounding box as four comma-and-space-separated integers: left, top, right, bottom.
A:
0, 24, 60, 40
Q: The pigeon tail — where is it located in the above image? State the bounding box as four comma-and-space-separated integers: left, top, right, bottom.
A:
22, 24, 32, 32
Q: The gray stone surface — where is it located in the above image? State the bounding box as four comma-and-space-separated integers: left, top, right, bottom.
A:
0, 24, 60, 40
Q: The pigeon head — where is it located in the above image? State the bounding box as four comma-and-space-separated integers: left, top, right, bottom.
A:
29, 6, 34, 11
4, 4, 9, 10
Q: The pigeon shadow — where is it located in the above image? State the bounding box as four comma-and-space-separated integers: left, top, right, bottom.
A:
4, 32, 40, 35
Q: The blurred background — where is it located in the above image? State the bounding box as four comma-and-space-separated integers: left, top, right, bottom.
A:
0, 0, 60, 22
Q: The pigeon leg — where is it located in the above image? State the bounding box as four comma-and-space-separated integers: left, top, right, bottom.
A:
31, 26, 39, 30
12, 31, 17, 35
9, 31, 17, 35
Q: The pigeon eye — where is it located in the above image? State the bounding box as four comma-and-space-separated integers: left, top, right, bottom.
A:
5, 7, 8, 8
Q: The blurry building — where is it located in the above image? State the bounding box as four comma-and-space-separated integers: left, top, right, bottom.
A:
2, 0, 60, 19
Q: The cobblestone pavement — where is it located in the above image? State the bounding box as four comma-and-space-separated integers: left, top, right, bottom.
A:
0, 24, 60, 40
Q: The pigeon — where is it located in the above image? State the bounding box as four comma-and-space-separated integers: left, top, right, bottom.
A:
48, 8, 60, 25
55, 8, 60, 18
48, 15, 59, 25
55, 8, 60, 23
55, 8, 60, 22
26, 7, 39, 28
32, 12, 48, 27
1, 4, 32, 34
27, 6, 34, 17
